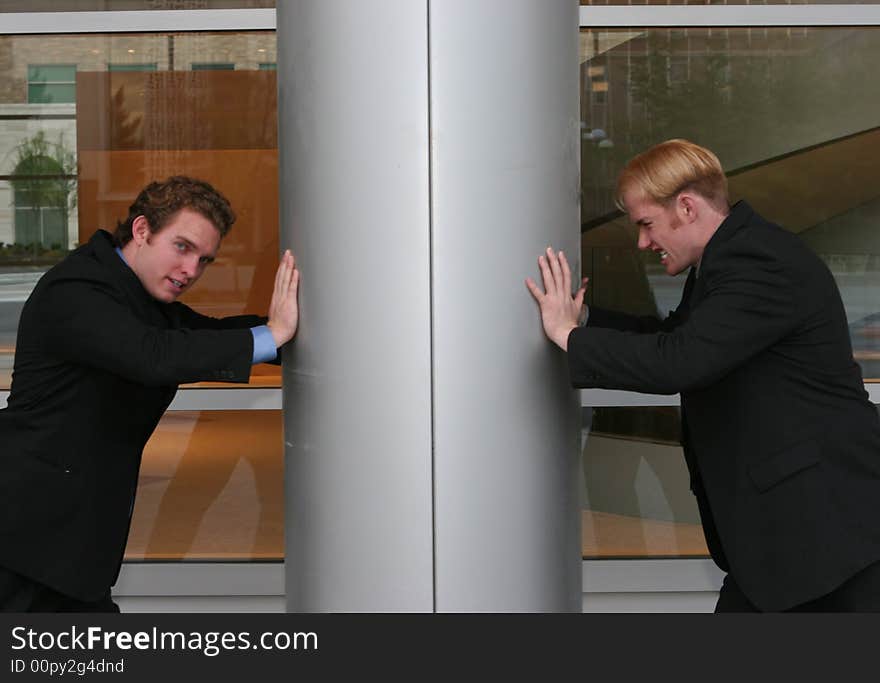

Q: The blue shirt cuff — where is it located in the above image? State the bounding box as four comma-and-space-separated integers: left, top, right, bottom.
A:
250, 325, 277, 364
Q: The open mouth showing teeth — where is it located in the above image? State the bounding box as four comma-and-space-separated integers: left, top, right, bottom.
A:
170, 279, 184, 288
659, 251, 668, 259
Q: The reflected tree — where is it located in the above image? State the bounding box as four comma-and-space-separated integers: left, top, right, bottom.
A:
8, 131, 77, 260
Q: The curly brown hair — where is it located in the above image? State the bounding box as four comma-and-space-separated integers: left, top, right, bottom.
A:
113, 176, 236, 247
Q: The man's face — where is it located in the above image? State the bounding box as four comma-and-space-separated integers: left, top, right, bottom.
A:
129, 208, 221, 303
625, 192, 701, 276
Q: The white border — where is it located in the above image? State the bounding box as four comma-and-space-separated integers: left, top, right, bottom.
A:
0, 8, 275, 34
579, 5, 880, 28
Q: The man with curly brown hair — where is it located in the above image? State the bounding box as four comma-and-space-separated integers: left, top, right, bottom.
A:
0, 176, 299, 612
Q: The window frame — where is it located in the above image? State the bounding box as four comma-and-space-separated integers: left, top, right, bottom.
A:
27, 63, 77, 104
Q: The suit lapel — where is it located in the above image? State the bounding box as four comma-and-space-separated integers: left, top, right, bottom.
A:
680, 266, 697, 307
89, 230, 169, 328
689, 266, 706, 308
686, 200, 755, 309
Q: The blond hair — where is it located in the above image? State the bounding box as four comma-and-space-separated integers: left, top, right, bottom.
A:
615, 139, 728, 212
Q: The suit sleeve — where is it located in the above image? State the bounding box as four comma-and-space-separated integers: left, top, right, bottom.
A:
588, 307, 668, 334
169, 303, 282, 366
167, 302, 267, 331
37, 276, 256, 387
587, 269, 695, 334
567, 248, 799, 394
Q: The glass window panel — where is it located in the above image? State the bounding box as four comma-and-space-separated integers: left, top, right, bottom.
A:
0, 185, 37, 389
580, 25, 880, 560
125, 410, 283, 562
582, 407, 707, 559
192, 62, 235, 70
13, 207, 39, 245
2, 32, 281, 564
27, 64, 76, 84
0, 31, 278, 391
41, 207, 68, 249
14, 187, 36, 207
107, 62, 158, 71
581, 26, 880, 381
27, 83, 77, 104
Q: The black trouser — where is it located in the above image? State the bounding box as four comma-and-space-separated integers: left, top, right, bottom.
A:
0, 565, 119, 613
715, 560, 880, 613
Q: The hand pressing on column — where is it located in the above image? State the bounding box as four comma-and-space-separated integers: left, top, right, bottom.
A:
267, 249, 301, 348
525, 247, 587, 352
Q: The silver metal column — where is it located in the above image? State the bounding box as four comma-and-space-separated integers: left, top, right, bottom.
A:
278, 0, 434, 611
429, 0, 582, 611
280, 0, 581, 612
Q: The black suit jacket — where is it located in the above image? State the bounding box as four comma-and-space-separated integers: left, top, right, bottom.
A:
569, 201, 880, 611
0, 229, 268, 601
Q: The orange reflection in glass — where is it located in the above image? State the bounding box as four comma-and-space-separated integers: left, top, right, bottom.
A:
75, 69, 280, 386
126, 410, 283, 561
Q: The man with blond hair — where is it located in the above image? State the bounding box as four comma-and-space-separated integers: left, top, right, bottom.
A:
527, 139, 880, 612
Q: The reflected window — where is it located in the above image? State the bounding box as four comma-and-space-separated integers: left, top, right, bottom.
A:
107, 62, 158, 72
27, 64, 76, 104
11, 135, 75, 251
14, 181, 68, 250
192, 62, 235, 71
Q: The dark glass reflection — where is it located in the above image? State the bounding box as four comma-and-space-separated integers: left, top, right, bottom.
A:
580, 27, 880, 380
